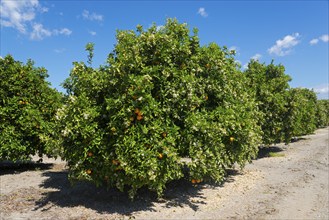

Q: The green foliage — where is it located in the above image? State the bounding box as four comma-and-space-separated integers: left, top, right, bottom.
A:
316, 99, 329, 128
58, 18, 262, 199
0, 55, 62, 161
245, 60, 291, 145
85, 42, 95, 66
283, 88, 317, 141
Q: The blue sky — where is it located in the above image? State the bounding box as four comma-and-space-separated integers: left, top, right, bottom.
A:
1, 0, 328, 99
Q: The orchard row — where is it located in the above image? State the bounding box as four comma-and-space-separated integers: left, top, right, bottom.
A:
1, 19, 328, 199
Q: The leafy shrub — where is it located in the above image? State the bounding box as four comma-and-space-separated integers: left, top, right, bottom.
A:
57, 19, 262, 199
316, 99, 329, 128
245, 60, 291, 145
0, 55, 62, 161
283, 88, 317, 141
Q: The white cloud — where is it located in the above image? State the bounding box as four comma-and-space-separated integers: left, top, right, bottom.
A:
0, 0, 39, 33
313, 84, 329, 94
268, 33, 300, 56
197, 8, 208, 17
319, 34, 329, 42
30, 23, 51, 40
228, 46, 240, 55
39, 6, 48, 13
251, 53, 262, 61
82, 10, 103, 21
54, 48, 66, 53
242, 63, 249, 69
309, 38, 319, 45
312, 84, 329, 99
30, 24, 72, 40
53, 28, 72, 36
235, 60, 241, 65
89, 30, 97, 36
310, 34, 328, 45
242, 53, 262, 69
1, 0, 71, 40
229, 46, 238, 52
156, 25, 164, 31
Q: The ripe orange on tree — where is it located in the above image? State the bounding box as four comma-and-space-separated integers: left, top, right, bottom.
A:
134, 108, 140, 114
137, 114, 143, 121
112, 159, 120, 166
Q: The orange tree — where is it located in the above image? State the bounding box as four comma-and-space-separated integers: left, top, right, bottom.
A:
245, 60, 291, 145
316, 99, 329, 128
283, 88, 317, 141
58, 19, 261, 199
0, 55, 62, 161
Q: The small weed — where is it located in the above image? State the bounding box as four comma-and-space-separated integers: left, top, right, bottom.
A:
268, 152, 285, 157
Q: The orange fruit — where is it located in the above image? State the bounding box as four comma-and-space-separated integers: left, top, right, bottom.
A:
196, 179, 202, 183
115, 167, 122, 171
191, 179, 197, 184
87, 152, 93, 157
162, 132, 167, 138
134, 108, 140, 114
112, 160, 120, 166
137, 114, 143, 121
158, 153, 163, 159
86, 169, 92, 175
230, 137, 234, 142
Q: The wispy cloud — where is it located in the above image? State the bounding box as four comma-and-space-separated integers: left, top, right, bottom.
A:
53, 28, 72, 36
197, 7, 208, 17
309, 38, 319, 45
82, 10, 103, 21
310, 34, 328, 45
0, 0, 39, 33
313, 84, 329, 94
156, 25, 164, 31
243, 63, 249, 70
242, 53, 262, 69
268, 33, 300, 56
1, 0, 71, 41
89, 30, 97, 36
251, 53, 262, 61
30, 23, 51, 40
54, 48, 66, 53
319, 34, 329, 42
30, 24, 72, 40
229, 46, 238, 52
312, 84, 329, 99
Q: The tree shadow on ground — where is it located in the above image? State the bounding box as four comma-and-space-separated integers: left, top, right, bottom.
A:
34, 167, 242, 216
290, 137, 308, 143
0, 161, 53, 175
257, 146, 285, 159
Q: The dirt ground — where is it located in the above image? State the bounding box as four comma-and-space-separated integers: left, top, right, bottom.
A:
1, 127, 328, 220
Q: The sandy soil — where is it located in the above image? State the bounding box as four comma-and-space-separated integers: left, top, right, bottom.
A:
1, 127, 328, 219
